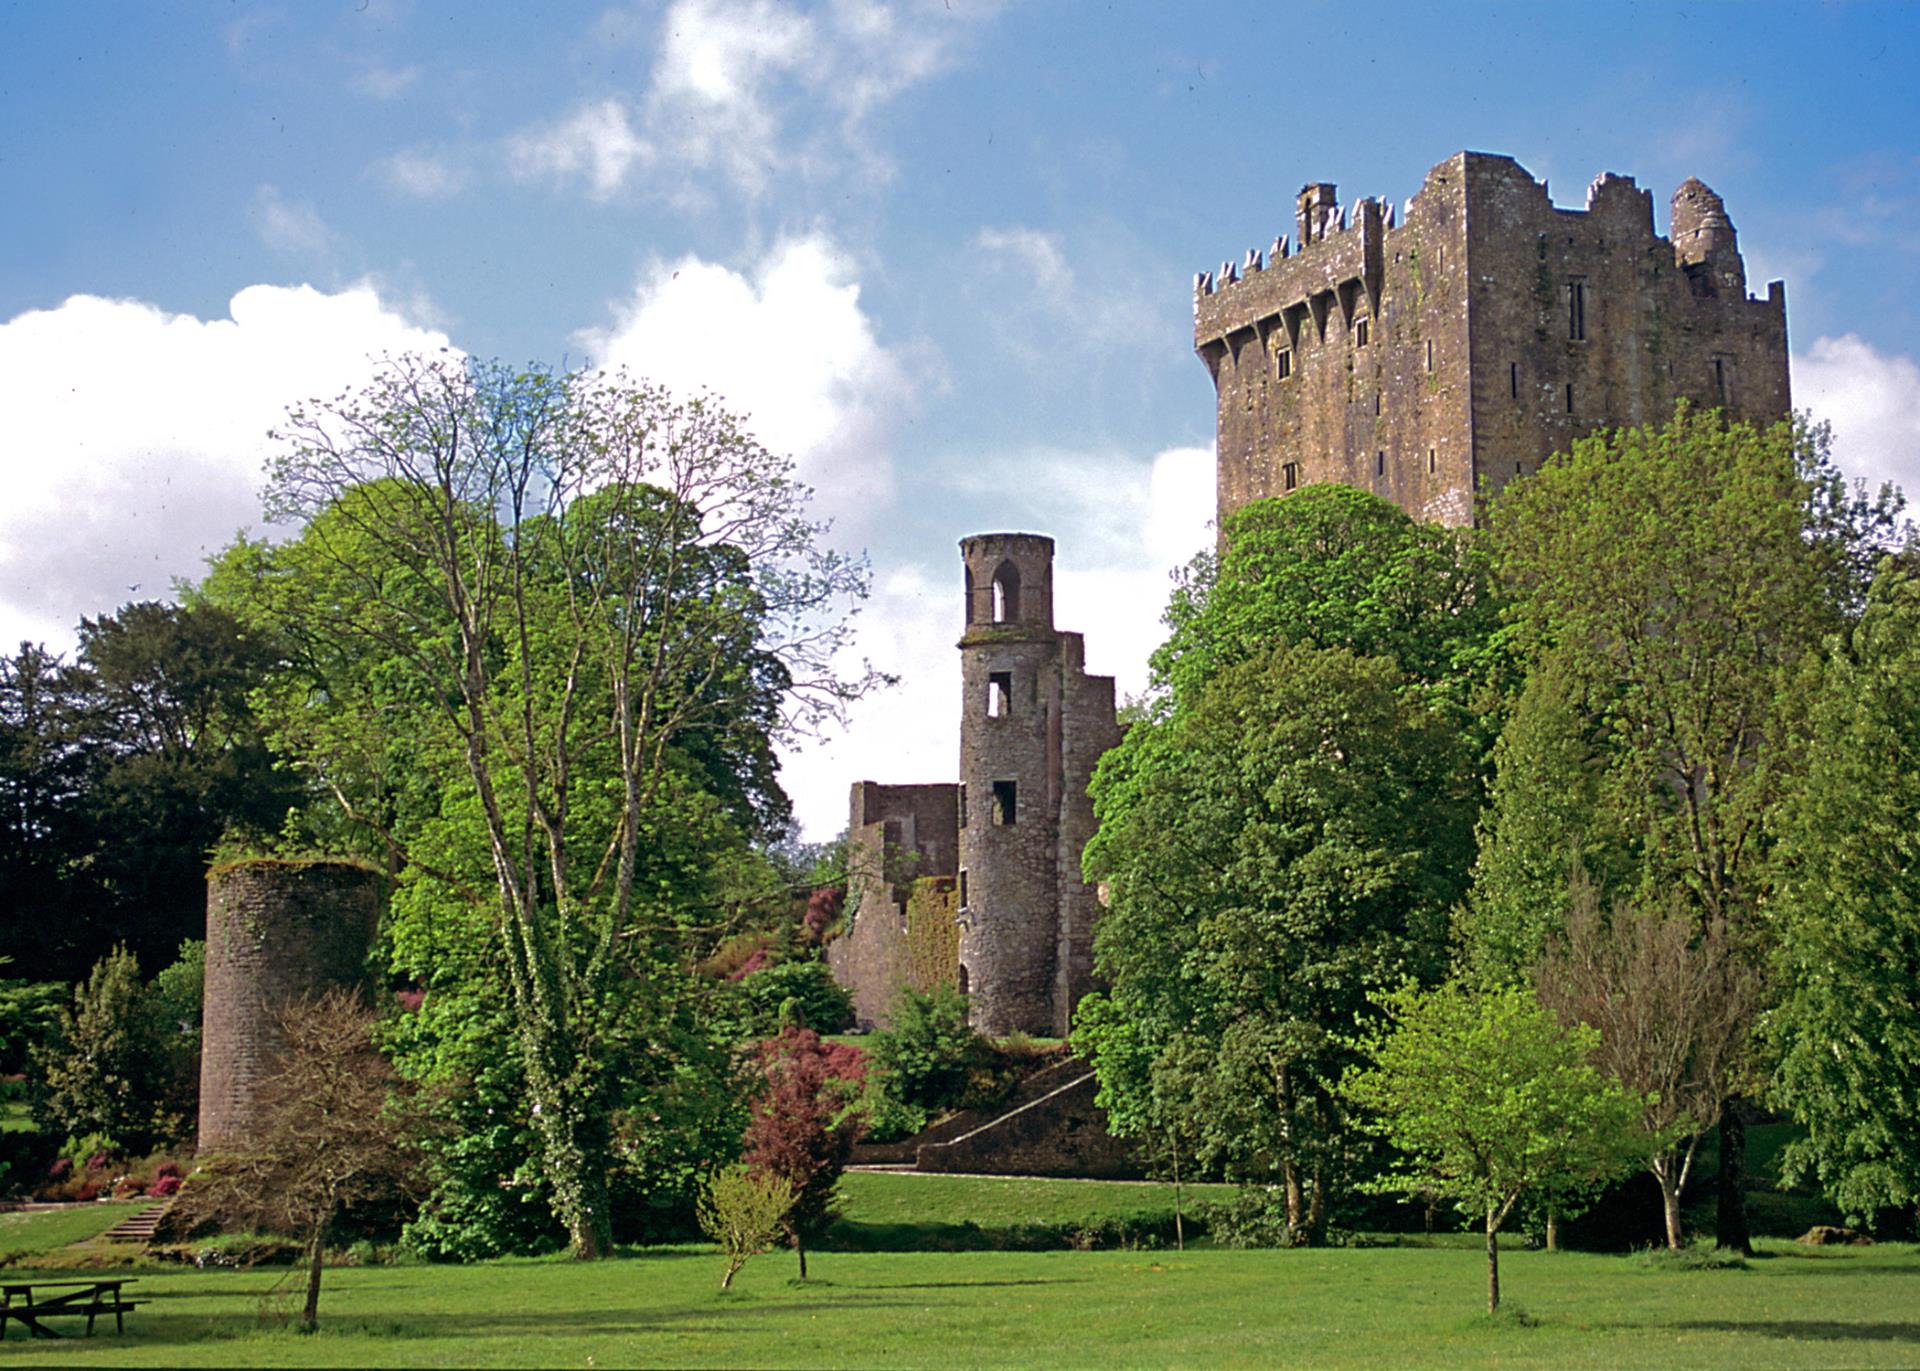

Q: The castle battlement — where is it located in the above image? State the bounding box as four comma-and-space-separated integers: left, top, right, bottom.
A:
1196, 151, 1790, 530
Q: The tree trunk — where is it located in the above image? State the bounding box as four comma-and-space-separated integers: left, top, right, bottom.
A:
1658, 1172, 1685, 1250
1485, 1207, 1501, 1315
720, 1258, 740, 1291
1170, 1140, 1184, 1253
1545, 1210, 1560, 1253
793, 1230, 808, 1281
1715, 1099, 1752, 1255
1282, 1160, 1305, 1244
1306, 1164, 1328, 1247
301, 1219, 327, 1332
529, 1085, 615, 1259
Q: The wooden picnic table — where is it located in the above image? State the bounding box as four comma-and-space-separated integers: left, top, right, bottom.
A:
0, 1277, 143, 1338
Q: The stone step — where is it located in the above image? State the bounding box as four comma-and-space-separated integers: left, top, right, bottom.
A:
91, 1204, 171, 1244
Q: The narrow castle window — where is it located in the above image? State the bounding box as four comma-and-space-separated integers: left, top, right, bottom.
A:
991, 780, 1017, 826
987, 671, 1013, 719
1275, 349, 1292, 380
1282, 461, 1300, 491
959, 869, 969, 908
1509, 362, 1518, 399
1565, 383, 1574, 414
1566, 280, 1587, 341
1374, 393, 1382, 416
1376, 450, 1386, 477
1354, 317, 1370, 348
1428, 448, 1437, 474
1713, 355, 1734, 407
958, 785, 967, 828
1516, 461, 1525, 478
991, 561, 1021, 623
1426, 339, 1434, 373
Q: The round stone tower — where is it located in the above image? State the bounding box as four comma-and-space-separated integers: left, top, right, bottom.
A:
197, 859, 384, 1152
957, 533, 1060, 1036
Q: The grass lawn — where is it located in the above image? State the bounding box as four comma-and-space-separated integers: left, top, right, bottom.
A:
0, 1241, 1915, 1368
0, 1201, 143, 1257
831, 1170, 1233, 1247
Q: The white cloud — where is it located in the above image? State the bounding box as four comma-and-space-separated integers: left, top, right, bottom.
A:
509, 0, 997, 200
251, 185, 339, 260
0, 285, 451, 654
1793, 334, 1920, 500
353, 63, 421, 100
379, 149, 468, 200
974, 227, 1074, 311
574, 234, 916, 528
779, 443, 1213, 838
508, 99, 651, 200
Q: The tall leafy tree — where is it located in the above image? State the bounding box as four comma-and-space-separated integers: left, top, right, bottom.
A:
1480, 405, 1905, 1250
1766, 563, 1920, 1228
246, 355, 872, 1258
1083, 642, 1474, 1240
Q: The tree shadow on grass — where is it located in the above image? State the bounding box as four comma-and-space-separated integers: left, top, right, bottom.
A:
1675, 1320, 1920, 1344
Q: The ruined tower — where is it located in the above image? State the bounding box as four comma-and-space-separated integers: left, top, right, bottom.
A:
1194, 151, 1790, 530
830, 535, 1121, 1038
197, 859, 383, 1151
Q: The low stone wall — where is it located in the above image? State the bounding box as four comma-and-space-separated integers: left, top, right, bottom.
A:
914, 1069, 1139, 1179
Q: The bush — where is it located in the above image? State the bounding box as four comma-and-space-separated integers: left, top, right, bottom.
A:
868, 984, 993, 1115
736, 959, 854, 1035
148, 1173, 181, 1198
1195, 1187, 1297, 1249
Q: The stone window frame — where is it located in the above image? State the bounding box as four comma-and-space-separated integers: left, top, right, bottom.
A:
991, 780, 1018, 827
987, 671, 1013, 719
1282, 461, 1300, 491
1566, 278, 1588, 342
1353, 316, 1371, 349
1274, 348, 1292, 381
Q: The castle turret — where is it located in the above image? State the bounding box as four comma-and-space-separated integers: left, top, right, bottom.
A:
957, 534, 1060, 1036
1670, 177, 1746, 299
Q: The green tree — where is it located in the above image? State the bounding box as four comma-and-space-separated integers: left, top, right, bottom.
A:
1766, 564, 1920, 1228
1342, 981, 1645, 1314
1153, 484, 1504, 714
1480, 405, 1904, 1250
1082, 642, 1474, 1240
32, 945, 166, 1151
248, 355, 873, 1258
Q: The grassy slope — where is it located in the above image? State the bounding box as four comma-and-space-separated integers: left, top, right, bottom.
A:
0, 1200, 143, 1256
833, 1171, 1233, 1236
2, 1242, 1916, 1369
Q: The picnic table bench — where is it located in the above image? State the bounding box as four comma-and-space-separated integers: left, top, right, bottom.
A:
0, 1278, 143, 1338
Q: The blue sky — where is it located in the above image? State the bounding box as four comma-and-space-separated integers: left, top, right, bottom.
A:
6, 0, 1920, 835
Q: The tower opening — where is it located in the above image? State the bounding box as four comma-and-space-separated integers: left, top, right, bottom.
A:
987, 671, 1013, 718
991, 780, 1017, 826
991, 561, 1021, 623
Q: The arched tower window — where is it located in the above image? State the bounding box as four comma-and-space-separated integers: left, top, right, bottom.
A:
991, 561, 1021, 623
964, 565, 976, 623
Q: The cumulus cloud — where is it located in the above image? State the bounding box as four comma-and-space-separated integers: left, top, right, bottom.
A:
379, 148, 468, 200
573, 234, 916, 529
0, 285, 451, 653
251, 185, 339, 260
779, 443, 1214, 837
1794, 334, 1920, 500
510, 0, 996, 200
974, 227, 1075, 311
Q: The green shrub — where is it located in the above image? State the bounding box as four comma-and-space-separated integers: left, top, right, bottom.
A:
736, 959, 854, 1035
1195, 1187, 1296, 1248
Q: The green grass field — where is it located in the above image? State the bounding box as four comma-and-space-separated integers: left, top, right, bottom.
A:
0, 1174, 1907, 1367
0, 1241, 1915, 1368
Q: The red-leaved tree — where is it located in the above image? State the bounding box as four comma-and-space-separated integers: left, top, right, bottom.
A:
741, 1026, 866, 1278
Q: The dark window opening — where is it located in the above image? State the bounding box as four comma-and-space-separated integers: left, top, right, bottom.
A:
991, 560, 1021, 623
1354, 317, 1370, 348
1374, 393, 1381, 416
991, 780, 1017, 826
958, 785, 967, 828
1713, 355, 1733, 406
964, 566, 976, 623
1282, 461, 1300, 491
1565, 383, 1574, 414
1376, 450, 1386, 476
957, 964, 969, 999
1428, 448, 1437, 474
1509, 362, 1519, 399
1426, 339, 1434, 373
1275, 349, 1292, 380
987, 671, 1013, 719
959, 869, 968, 908
1516, 461, 1525, 478
1566, 280, 1587, 341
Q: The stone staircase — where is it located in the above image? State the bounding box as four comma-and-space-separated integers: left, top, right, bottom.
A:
851, 1057, 1137, 1178
89, 1203, 171, 1246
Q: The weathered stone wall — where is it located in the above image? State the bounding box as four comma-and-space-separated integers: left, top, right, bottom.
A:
828, 781, 958, 1030
1050, 631, 1122, 1037
1197, 151, 1790, 532
197, 859, 383, 1152
915, 1068, 1139, 1179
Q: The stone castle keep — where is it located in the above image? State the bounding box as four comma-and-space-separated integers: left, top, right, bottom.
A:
1196, 151, 1788, 529
828, 151, 1789, 1039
